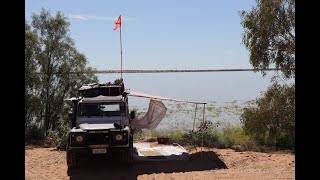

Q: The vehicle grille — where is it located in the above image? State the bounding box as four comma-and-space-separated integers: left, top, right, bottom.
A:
87, 131, 110, 145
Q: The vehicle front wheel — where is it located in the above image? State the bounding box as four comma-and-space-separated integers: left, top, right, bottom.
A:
66, 149, 78, 169
122, 136, 134, 166
122, 148, 133, 166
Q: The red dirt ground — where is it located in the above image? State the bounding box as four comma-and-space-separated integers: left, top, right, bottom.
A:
25, 144, 294, 180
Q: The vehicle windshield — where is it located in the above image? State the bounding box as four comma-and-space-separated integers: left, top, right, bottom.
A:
78, 102, 124, 117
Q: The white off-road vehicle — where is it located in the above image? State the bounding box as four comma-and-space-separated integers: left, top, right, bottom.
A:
65, 79, 135, 169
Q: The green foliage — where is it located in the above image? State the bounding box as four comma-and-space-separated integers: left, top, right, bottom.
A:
207, 106, 214, 112
25, 22, 42, 132
166, 130, 185, 143
25, 9, 98, 146
182, 122, 250, 149
132, 128, 145, 141
239, 0, 295, 151
218, 126, 250, 148
148, 129, 185, 144
240, 82, 295, 150
150, 130, 168, 138
182, 121, 221, 148
135, 122, 269, 151
25, 124, 46, 140
41, 105, 71, 149
240, 0, 295, 79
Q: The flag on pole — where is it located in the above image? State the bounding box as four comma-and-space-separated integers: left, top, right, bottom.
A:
114, 15, 121, 30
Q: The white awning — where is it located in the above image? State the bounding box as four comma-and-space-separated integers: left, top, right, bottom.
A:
127, 90, 206, 104
130, 99, 167, 130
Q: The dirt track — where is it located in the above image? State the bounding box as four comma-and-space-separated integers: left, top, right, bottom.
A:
25, 145, 294, 180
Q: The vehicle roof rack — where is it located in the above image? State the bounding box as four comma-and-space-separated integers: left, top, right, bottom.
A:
79, 78, 125, 97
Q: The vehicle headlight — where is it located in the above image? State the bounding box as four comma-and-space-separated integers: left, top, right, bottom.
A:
76, 135, 84, 142
70, 133, 85, 145
111, 131, 128, 145
115, 134, 123, 141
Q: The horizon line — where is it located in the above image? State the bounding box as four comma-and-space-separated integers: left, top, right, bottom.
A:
93, 68, 287, 74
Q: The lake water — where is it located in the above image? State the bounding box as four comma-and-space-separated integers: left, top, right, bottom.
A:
97, 71, 275, 130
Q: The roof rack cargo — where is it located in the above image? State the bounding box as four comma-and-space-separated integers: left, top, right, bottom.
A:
79, 78, 125, 97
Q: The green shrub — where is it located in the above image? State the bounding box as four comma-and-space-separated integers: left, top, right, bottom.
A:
25, 124, 45, 140
44, 117, 70, 150
167, 130, 185, 143
218, 126, 250, 148
132, 128, 146, 141
45, 129, 60, 146
182, 121, 221, 148
150, 130, 162, 137
240, 82, 295, 150
149, 129, 186, 144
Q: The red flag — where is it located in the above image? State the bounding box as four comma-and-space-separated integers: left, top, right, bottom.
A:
114, 15, 121, 30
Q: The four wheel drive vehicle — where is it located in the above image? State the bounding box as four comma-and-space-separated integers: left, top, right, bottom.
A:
65, 79, 136, 169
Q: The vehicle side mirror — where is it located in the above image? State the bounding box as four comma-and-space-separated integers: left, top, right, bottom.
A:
68, 111, 73, 128
71, 100, 78, 128
68, 110, 73, 120
130, 111, 136, 119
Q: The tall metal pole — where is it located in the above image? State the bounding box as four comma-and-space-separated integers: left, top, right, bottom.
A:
119, 15, 123, 79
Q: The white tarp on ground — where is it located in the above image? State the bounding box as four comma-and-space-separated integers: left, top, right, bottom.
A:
130, 99, 167, 130
133, 143, 190, 161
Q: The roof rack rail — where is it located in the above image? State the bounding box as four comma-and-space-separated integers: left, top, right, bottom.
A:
79, 78, 125, 97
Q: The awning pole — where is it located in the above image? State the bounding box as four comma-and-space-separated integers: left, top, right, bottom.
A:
201, 103, 206, 157
191, 104, 198, 153
192, 104, 198, 132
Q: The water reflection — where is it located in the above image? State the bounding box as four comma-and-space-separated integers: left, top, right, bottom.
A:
96, 72, 273, 129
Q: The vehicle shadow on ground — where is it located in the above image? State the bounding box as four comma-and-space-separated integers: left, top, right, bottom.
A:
68, 150, 227, 180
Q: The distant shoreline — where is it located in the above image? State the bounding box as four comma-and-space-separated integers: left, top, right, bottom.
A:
93, 68, 280, 74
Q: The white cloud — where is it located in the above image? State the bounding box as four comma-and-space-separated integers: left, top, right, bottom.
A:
68, 14, 136, 21
68, 14, 87, 20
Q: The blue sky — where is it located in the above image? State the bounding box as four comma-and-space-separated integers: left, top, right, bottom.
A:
25, 0, 256, 71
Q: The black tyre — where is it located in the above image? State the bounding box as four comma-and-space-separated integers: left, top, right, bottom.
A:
122, 135, 133, 166
122, 148, 133, 166
66, 149, 78, 169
